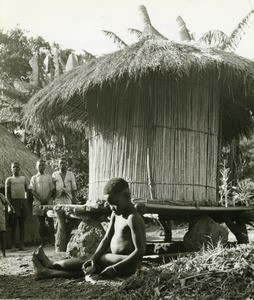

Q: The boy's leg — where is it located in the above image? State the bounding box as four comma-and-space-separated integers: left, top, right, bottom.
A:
11, 215, 17, 250
99, 253, 140, 275
38, 216, 47, 245
0, 232, 6, 257
47, 216, 55, 245
34, 245, 54, 268
35, 245, 91, 271
18, 215, 26, 250
33, 253, 84, 280
53, 254, 92, 271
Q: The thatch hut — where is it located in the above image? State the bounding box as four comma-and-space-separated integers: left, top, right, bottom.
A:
0, 81, 28, 126
0, 125, 41, 186
25, 6, 254, 208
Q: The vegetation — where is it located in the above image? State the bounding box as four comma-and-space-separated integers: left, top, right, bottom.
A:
99, 243, 254, 299
0, 27, 89, 201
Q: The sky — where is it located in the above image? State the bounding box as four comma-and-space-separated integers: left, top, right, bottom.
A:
0, 0, 254, 59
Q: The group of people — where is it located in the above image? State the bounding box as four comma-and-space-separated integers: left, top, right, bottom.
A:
0, 157, 77, 256
1, 160, 147, 280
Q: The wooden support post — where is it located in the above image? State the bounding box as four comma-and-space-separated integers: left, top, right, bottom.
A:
54, 206, 67, 252
225, 216, 249, 244
158, 215, 172, 242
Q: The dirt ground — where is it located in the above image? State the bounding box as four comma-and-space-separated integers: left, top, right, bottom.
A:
1, 226, 254, 299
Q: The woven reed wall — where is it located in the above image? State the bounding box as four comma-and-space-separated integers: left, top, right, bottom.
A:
87, 71, 222, 206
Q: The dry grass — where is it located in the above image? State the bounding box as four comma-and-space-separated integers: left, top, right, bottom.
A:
100, 242, 254, 300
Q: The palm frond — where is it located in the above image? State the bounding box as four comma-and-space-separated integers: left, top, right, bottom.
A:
82, 49, 96, 61
128, 28, 142, 39
199, 30, 228, 47
222, 8, 254, 50
102, 30, 128, 49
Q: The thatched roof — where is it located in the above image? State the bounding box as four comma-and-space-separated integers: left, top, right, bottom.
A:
0, 107, 21, 124
0, 80, 34, 125
0, 125, 49, 186
0, 81, 28, 101
24, 9, 254, 142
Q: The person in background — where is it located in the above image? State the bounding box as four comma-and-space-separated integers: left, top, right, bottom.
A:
52, 157, 77, 205
29, 159, 55, 246
32, 178, 146, 280
5, 162, 29, 251
0, 186, 13, 257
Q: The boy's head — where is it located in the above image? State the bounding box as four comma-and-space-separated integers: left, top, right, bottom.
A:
104, 178, 131, 215
11, 162, 20, 176
103, 178, 129, 195
58, 157, 67, 172
36, 159, 46, 174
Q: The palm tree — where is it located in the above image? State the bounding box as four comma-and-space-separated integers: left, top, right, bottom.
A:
102, 5, 166, 49
177, 9, 254, 51
82, 49, 96, 61
128, 28, 142, 39
102, 30, 128, 49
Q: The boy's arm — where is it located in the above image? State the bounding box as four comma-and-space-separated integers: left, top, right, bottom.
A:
29, 177, 44, 202
71, 173, 77, 203
6, 186, 11, 201
51, 175, 56, 199
44, 176, 55, 201
71, 190, 77, 204
5, 178, 11, 202
5, 179, 15, 212
0, 193, 12, 210
92, 212, 115, 262
31, 190, 44, 202
24, 177, 29, 193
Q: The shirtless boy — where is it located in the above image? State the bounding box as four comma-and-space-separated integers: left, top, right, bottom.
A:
32, 178, 146, 280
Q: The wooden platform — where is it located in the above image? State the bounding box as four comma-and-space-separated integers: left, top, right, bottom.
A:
41, 203, 254, 249
42, 203, 254, 222
142, 203, 254, 222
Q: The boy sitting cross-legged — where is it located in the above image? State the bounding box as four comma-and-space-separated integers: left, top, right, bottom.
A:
32, 178, 146, 280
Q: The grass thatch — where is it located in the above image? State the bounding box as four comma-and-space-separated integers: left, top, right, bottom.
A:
0, 81, 28, 101
0, 125, 46, 186
0, 107, 21, 124
24, 36, 254, 141
99, 243, 254, 300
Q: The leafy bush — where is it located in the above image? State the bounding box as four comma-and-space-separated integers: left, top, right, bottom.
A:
232, 178, 254, 206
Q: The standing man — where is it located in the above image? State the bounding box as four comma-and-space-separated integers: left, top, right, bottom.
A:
52, 157, 77, 205
5, 162, 29, 250
29, 159, 55, 246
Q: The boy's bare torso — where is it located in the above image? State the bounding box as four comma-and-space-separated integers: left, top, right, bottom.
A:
110, 215, 134, 255
110, 212, 144, 255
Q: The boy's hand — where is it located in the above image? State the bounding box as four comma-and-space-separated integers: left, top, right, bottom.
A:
82, 259, 96, 274
99, 266, 117, 278
8, 205, 15, 213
